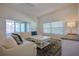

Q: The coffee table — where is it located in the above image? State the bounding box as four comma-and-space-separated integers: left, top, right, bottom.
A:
30, 35, 51, 49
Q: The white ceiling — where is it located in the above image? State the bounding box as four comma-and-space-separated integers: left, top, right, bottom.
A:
1, 3, 72, 17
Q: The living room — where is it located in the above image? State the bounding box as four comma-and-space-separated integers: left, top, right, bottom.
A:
0, 3, 79, 56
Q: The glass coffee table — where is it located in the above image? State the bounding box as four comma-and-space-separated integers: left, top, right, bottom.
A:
30, 35, 51, 49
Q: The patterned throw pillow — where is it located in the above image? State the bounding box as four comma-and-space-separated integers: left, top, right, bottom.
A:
11, 33, 23, 45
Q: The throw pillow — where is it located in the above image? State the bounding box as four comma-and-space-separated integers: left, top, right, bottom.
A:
11, 33, 23, 45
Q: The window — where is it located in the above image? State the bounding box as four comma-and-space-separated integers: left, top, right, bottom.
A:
26, 22, 31, 32
51, 21, 64, 35
6, 19, 32, 36
43, 23, 51, 33
31, 22, 37, 31
21, 23, 25, 32
15, 22, 20, 32
43, 21, 64, 35
6, 20, 14, 36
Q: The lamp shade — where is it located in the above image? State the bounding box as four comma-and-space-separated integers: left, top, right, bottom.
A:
67, 21, 76, 28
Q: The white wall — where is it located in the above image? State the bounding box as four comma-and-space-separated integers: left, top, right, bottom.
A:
77, 4, 79, 34
37, 4, 78, 35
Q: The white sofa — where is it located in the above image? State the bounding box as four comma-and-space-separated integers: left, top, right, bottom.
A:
0, 32, 37, 56
0, 41, 37, 56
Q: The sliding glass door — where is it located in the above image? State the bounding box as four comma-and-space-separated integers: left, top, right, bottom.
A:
6, 19, 31, 36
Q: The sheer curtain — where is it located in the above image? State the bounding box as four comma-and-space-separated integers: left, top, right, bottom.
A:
43, 21, 65, 35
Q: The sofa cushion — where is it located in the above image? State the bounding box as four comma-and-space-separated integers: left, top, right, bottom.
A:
11, 33, 23, 45
3, 36, 18, 49
18, 32, 31, 39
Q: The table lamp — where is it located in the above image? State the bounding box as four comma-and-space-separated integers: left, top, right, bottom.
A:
67, 21, 76, 34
